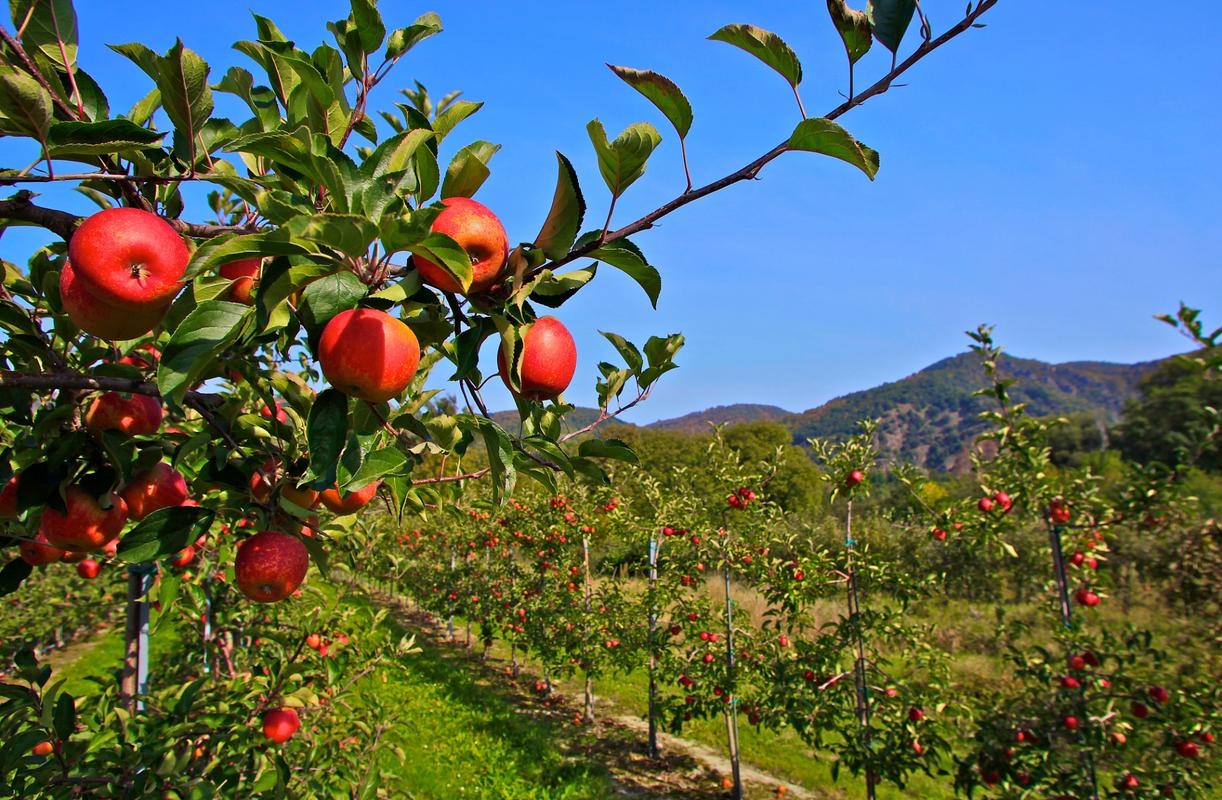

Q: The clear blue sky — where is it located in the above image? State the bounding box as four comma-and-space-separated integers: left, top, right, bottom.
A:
3, 2, 1220, 422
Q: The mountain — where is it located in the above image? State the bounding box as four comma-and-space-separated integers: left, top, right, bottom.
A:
647, 404, 793, 435
491, 351, 1165, 470
786, 353, 1161, 470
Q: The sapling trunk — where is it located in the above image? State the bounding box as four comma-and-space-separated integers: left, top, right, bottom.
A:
582, 535, 595, 723
722, 534, 742, 800
647, 532, 660, 758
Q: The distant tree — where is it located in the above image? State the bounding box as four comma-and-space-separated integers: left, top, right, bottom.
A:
1113, 350, 1222, 471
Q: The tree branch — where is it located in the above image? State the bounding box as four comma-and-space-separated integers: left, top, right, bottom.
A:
527, 0, 999, 279
0, 190, 263, 241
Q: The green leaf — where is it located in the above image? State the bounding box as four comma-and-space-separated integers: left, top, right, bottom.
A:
0, 68, 52, 140
156, 300, 250, 404
600, 331, 643, 373
407, 232, 472, 292
10, 0, 77, 69
432, 100, 481, 144
349, 0, 386, 54
384, 12, 443, 61
441, 140, 499, 199
475, 419, 515, 504
607, 65, 692, 139
46, 119, 165, 158
533, 152, 586, 260
788, 117, 880, 180
827, 0, 873, 65
576, 233, 661, 308
578, 438, 639, 464
867, 0, 917, 56
184, 230, 316, 282
306, 389, 349, 484
343, 447, 409, 491
286, 213, 379, 259
528, 265, 596, 309
117, 506, 215, 563
300, 271, 366, 350
586, 119, 661, 201
708, 24, 802, 88
0, 558, 31, 596
156, 40, 213, 163
52, 691, 74, 741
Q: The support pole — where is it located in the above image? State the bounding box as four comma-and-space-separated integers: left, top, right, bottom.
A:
582, 535, 594, 723
120, 564, 154, 713
722, 539, 742, 800
845, 499, 877, 800
647, 532, 660, 758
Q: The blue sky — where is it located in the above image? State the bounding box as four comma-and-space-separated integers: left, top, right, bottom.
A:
3, 2, 1220, 422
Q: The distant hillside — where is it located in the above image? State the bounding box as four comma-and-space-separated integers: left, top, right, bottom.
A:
490, 351, 1165, 471
788, 353, 1162, 470
648, 404, 793, 435
489, 406, 610, 434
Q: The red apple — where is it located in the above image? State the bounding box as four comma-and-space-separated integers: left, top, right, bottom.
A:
993, 491, 1012, 511
39, 487, 127, 551
260, 402, 288, 423
121, 462, 189, 521
319, 481, 379, 515
20, 531, 65, 566
76, 558, 101, 579
846, 469, 865, 488
60, 260, 168, 340
85, 392, 163, 436
234, 530, 309, 602
1049, 497, 1071, 524
1176, 740, 1200, 759
280, 482, 320, 510
250, 458, 281, 504
318, 308, 420, 403
977, 497, 995, 513
412, 197, 508, 294
0, 476, 18, 518
30, 741, 54, 757
219, 258, 261, 305
497, 316, 577, 401
261, 707, 300, 743
169, 546, 195, 569
67, 207, 189, 309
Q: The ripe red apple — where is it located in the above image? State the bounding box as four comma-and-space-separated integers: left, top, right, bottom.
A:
30, 741, 54, 757
169, 546, 195, 569
1075, 588, 1100, 607
993, 491, 1012, 511
60, 260, 168, 340
85, 392, 163, 436
412, 197, 509, 294
260, 402, 288, 423
121, 462, 189, 521
1176, 740, 1200, 759
318, 308, 420, 403
1148, 686, 1170, 704
305, 633, 321, 650
219, 258, 261, 305
1062, 715, 1080, 731
0, 476, 18, 518
977, 497, 995, 513
1131, 702, 1150, 719
497, 316, 577, 401
319, 481, 379, 515
76, 558, 101, 579
261, 707, 300, 743
909, 706, 924, 722
845, 469, 865, 488
1049, 497, 1071, 524
67, 207, 189, 309
234, 530, 309, 602
20, 531, 66, 566
39, 487, 127, 551
250, 458, 281, 504
932, 528, 947, 541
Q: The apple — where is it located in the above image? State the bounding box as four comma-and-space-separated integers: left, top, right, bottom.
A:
318, 308, 420, 403
250, 458, 281, 504
1176, 740, 1200, 759
1074, 588, 1100, 607
169, 546, 195, 569
932, 528, 947, 541
977, 497, 995, 513
66, 207, 189, 309
118, 344, 160, 369
497, 316, 577, 401
1049, 497, 1071, 524
319, 481, 380, 515
30, 741, 54, 757
85, 392, 163, 436
234, 530, 309, 602
0, 476, 18, 518
219, 258, 261, 305
121, 462, 189, 521
261, 707, 300, 743
260, 402, 288, 423
1121, 774, 1139, 790
39, 487, 127, 551
992, 491, 1012, 511
1148, 685, 1170, 704
845, 469, 865, 488
909, 706, 924, 722
280, 482, 320, 510
20, 531, 66, 566
1062, 715, 1080, 731
60, 260, 168, 340
76, 558, 101, 579
1131, 701, 1150, 719
306, 633, 321, 650
412, 197, 509, 294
